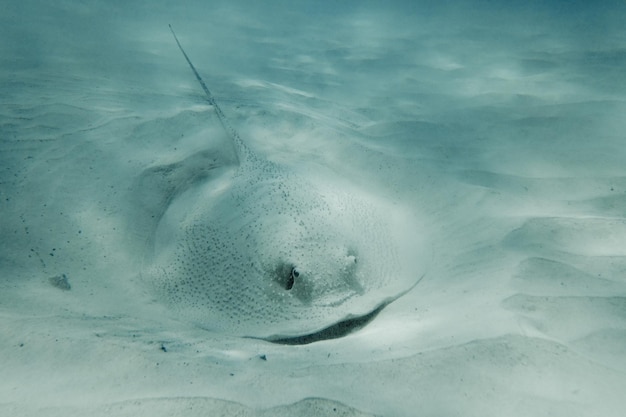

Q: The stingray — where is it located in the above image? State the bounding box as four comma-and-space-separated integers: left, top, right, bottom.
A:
138, 26, 427, 343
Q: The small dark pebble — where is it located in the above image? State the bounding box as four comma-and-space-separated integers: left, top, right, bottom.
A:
48, 273, 71, 290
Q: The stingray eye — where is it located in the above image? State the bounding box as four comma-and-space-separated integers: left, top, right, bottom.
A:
286, 267, 299, 290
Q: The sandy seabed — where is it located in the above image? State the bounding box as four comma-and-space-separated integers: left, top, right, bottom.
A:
1, 2, 626, 416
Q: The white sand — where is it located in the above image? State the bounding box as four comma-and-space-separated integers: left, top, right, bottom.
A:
2, 2, 625, 416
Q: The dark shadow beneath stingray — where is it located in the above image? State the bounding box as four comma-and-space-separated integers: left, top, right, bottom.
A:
262, 303, 387, 345
256, 274, 426, 345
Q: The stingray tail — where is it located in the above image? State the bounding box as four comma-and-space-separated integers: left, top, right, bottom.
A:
169, 24, 252, 164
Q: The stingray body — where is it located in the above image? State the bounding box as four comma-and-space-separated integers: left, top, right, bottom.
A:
140, 27, 426, 341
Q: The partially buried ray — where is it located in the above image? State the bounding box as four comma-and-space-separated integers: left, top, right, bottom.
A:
138, 26, 428, 342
